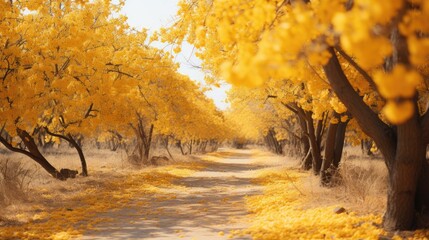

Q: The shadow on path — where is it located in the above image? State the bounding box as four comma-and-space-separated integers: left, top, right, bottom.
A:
82, 148, 273, 240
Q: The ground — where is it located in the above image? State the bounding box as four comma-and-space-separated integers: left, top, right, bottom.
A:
81, 149, 281, 239
2, 147, 428, 239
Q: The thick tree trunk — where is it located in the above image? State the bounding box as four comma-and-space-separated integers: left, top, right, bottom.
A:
383, 111, 425, 230
323, 46, 429, 230
415, 161, 429, 228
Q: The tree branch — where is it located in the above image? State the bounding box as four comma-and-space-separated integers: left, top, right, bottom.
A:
0, 134, 35, 160
335, 46, 378, 92
281, 102, 298, 114
44, 127, 72, 142
323, 47, 396, 165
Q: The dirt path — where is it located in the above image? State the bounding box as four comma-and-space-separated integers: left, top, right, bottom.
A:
81, 148, 280, 240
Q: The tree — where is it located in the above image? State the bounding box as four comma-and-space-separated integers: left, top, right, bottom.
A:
167, 0, 429, 230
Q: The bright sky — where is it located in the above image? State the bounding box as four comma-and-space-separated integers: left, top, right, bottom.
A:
120, 0, 231, 110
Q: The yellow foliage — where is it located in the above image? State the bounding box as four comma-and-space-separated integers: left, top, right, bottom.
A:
382, 100, 415, 125
374, 65, 423, 99
235, 168, 386, 239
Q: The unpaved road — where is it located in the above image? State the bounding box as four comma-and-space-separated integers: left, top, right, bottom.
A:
81, 148, 281, 240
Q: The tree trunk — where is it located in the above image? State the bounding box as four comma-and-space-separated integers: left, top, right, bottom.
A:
301, 148, 312, 170
0, 129, 65, 180
315, 115, 327, 152
323, 46, 429, 230
361, 139, 373, 156
321, 114, 349, 186
305, 111, 322, 175
44, 128, 88, 176
178, 140, 186, 155
283, 102, 312, 165
383, 111, 425, 230
163, 136, 174, 160
144, 145, 150, 161
132, 119, 154, 163
321, 119, 339, 186
266, 128, 283, 155
67, 134, 88, 176
333, 120, 348, 168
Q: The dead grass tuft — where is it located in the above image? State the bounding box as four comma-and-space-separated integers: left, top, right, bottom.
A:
336, 159, 387, 203
0, 159, 35, 206
302, 152, 387, 215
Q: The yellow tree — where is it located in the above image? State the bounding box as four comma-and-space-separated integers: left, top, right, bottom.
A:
0, 0, 132, 178
168, 0, 429, 230
0, 0, 81, 180
163, 0, 355, 177
96, 29, 230, 162
30, 0, 127, 177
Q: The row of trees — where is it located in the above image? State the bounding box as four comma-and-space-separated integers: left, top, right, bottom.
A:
166, 0, 429, 231
0, 1, 232, 180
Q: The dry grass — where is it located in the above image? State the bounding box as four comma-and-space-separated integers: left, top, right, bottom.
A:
302, 146, 387, 215
0, 159, 35, 207
0, 145, 200, 227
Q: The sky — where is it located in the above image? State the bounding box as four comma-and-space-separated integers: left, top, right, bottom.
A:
119, 0, 231, 110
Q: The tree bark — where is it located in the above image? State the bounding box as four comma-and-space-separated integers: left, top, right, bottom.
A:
303, 111, 322, 175
383, 107, 424, 230
132, 118, 154, 163
333, 120, 348, 168
323, 47, 396, 166
321, 113, 349, 186
321, 117, 339, 186
67, 134, 88, 176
